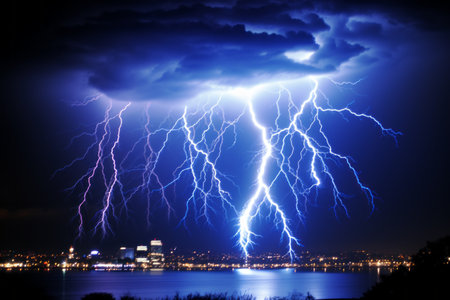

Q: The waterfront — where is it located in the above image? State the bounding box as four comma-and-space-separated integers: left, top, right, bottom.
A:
9, 269, 383, 300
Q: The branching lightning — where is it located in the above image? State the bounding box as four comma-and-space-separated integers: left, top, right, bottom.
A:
238, 77, 400, 260
94, 102, 131, 234
58, 77, 400, 259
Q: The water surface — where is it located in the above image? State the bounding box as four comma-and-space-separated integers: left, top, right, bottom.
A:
31, 269, 381, 299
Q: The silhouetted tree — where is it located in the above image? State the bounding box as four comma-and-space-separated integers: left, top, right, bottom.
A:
363, 236, 450, 300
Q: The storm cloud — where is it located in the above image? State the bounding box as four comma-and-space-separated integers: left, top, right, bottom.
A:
9, 0, 446, 102
21, 1, 373, 102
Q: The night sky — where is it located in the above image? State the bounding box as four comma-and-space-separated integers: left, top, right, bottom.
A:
1, 0, 450, 256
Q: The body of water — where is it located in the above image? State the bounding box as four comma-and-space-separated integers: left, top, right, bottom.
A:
20, 269, 382, 299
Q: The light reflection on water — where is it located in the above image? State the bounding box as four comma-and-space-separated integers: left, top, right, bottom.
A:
31, 269, 381, 300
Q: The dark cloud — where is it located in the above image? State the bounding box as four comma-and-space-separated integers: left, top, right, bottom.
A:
53, 5, 334, 101
336, 20, 384, 41
117, 4, 330, 34
8, 1, 377, 102
9, 0, 447, 102
312, 0, 450, 31
310, 38, 366, 69
66, 19, 323, 101
347, 21, 383, 37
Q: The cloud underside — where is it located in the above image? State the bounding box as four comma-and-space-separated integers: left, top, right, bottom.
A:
52, 2, 372, 101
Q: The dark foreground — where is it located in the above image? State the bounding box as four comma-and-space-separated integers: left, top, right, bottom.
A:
81, 292, 320, 300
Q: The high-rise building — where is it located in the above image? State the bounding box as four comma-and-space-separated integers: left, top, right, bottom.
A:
68, 246, 75, 260
118, 247, 135, 261
149, 240, 164, 269
135, 245, 149, 263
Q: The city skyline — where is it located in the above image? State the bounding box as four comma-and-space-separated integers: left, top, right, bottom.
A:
0, 240, 412, 272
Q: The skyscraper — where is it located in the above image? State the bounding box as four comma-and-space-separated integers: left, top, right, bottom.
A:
150, 240, 164, 269
135, 245, 149, 263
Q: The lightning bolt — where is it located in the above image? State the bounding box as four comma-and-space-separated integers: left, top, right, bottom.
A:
238, 77, 400, 260
57, 77, 399, 260
56, 100, 131, 237
120, 103, 174, 224
238, 98, 302, 261
120, 96, 245, 227
94, 102, 131, 235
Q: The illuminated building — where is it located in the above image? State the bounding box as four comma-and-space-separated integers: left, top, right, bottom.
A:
135, 245, 149, 263
150, 240, 164, 269
68, 246, 75, 260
